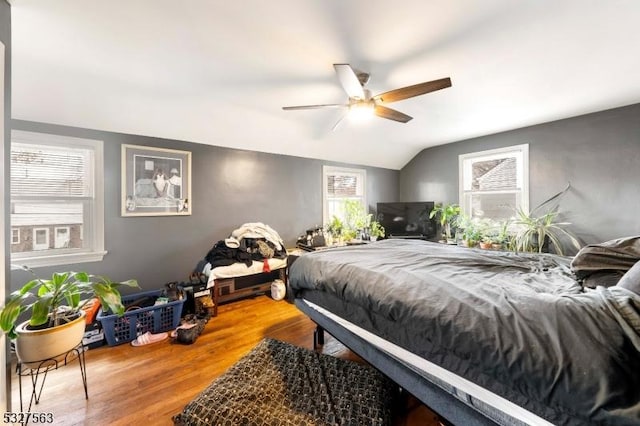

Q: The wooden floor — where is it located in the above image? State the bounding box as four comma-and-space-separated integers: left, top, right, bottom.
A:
10, 295, 441, 425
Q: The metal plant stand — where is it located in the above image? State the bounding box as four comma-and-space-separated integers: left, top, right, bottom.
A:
16, 344, 88, 413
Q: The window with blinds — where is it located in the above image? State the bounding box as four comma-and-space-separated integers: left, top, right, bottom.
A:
11, 143, 92, 197
322, 165, 366, 225
10, 130, 106, 267
459, 144, 529, 221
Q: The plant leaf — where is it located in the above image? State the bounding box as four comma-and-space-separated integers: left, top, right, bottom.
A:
30, 295, 53, 326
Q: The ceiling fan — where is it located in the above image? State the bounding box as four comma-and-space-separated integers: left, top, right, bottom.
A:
282, 64, 451, 129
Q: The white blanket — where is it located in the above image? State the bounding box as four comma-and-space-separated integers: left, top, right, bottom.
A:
205, 258, 287, 289
230, 222, 284, 251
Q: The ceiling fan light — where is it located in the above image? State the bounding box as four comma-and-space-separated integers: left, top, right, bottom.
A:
348, 101, 375, 121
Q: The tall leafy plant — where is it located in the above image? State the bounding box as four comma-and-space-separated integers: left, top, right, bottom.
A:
511, 184, 581, 255
429, 203, 461, 241
326, 215, 344, 238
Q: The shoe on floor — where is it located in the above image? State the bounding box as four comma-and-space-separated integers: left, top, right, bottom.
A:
131, 331, 168, 347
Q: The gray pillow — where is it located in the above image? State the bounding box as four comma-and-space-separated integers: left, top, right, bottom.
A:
617, 260, 640, 296
571, 236, 640, 285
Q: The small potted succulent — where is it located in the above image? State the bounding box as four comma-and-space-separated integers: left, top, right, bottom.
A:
0, 266, 138, 364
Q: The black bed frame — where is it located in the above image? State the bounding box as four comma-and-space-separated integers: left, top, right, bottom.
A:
294, 299, 499, 426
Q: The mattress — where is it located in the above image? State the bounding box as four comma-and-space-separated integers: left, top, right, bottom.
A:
287, 239, 640, 425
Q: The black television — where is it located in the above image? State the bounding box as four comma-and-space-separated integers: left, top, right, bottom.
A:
376, 202, 436, 239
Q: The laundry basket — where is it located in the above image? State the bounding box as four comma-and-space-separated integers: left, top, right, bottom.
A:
97, 290, 184, 346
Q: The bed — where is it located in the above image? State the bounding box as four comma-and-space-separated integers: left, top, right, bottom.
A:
286, 238, 640, 425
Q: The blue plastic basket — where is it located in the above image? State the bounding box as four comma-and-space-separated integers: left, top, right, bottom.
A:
97, 289, 184, 346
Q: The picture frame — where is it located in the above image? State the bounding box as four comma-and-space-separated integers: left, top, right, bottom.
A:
121, 144, 192, 217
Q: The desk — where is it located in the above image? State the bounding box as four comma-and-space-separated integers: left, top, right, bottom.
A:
16, 344, 88, 413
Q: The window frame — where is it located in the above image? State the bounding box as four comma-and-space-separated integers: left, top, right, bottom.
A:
11, 228, 19, 245
458, 144, 529, 220
322, 165, 367, 226
10, 130, 106, 268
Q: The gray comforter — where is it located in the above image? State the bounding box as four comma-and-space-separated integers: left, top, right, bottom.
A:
288, 239, 640, 426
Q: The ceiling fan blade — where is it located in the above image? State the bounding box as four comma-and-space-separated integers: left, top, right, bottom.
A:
333, 64, 365, 99
374, 77, 452, 104
374, 105, 413, 123
282, 104, 346, 110
332, 113, 348, 131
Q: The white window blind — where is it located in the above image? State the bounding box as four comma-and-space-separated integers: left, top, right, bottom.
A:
11, 143, 92, 197
327, 174, 360, 197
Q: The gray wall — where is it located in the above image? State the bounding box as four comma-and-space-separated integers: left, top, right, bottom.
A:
9, 120, 398, 293
400, 103, 640, 245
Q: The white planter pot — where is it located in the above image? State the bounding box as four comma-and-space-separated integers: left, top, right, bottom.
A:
15, 311, 86, 365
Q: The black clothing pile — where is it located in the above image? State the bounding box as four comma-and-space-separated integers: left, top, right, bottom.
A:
201, 222, 288, 270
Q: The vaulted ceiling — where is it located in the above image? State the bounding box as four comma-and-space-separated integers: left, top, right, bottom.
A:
9, 0, 640, 169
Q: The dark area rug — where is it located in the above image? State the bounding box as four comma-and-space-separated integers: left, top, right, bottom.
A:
173, 338, 398, 425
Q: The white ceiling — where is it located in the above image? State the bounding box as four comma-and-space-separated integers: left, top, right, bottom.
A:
8, 0, 640, 170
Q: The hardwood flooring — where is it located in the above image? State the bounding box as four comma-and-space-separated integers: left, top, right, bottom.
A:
9, 295, 441, 425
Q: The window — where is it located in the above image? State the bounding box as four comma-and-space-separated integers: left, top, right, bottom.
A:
10, 130, 106, 267
459, 144, 529, 221
322, 166, 366, 225
11, 228, 20, 245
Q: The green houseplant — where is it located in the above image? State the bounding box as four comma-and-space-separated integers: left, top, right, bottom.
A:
326, 215, 344, 241
1, 267, 138, 363
511, 208, 580, 255
429, 203, 461, 243
455, 214, 483, 247
511, 185, 581, 255
488, 220, 511, 250
369, 220, 385, 241
343, 200, 369, 232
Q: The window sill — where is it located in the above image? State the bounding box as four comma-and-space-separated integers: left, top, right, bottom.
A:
11, 250, 108, 270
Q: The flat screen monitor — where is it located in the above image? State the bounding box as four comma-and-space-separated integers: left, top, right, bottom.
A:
376, 202, 436, 239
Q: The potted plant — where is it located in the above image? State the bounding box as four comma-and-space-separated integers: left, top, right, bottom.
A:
489, 220, 511, 250
429, 203, 461, 244
326, 215, 344, 245
341, 228, 358, 242
479, 236, 493, 250
455, 214, 482, 248
510, 185, 581, 255
0, 267, 138, 364
369, 220, 385, 241
511, 208, 580, 255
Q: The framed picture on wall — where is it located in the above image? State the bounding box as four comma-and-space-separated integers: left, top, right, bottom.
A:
121, 144, 192, 217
